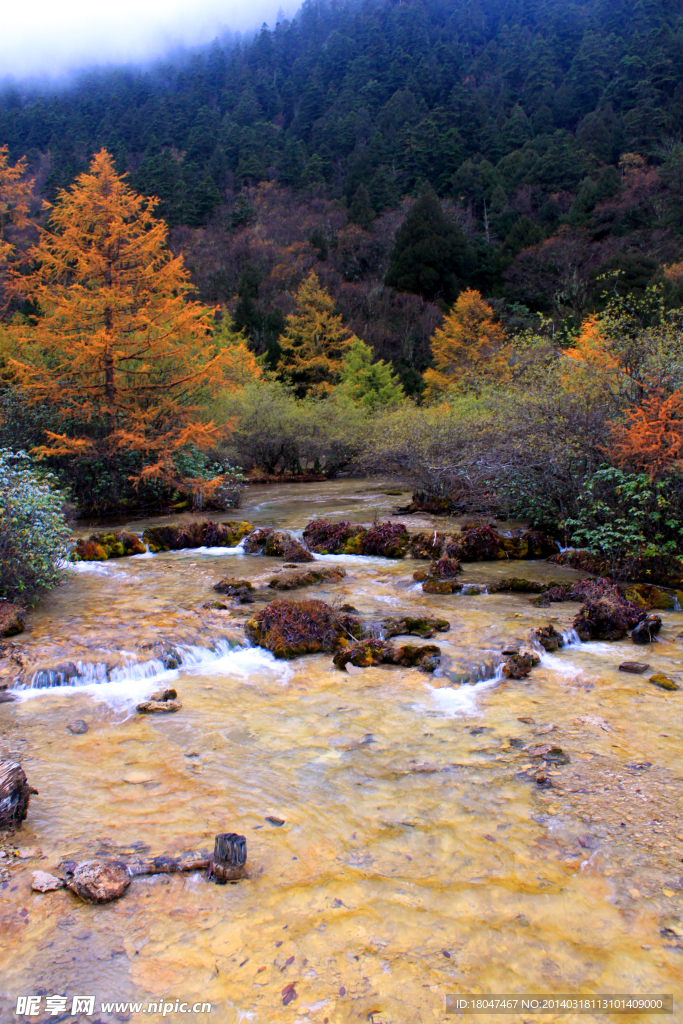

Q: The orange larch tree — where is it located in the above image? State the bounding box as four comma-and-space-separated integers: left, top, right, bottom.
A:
0, 145, 35, 296
610, 389, 683, 480
277, 271, 358, 397
7, 149, 258, 505
424, 288, 509, 398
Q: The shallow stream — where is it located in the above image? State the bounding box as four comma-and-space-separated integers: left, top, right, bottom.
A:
1, 481, 682, 1024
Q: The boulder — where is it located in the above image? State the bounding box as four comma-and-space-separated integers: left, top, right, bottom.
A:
391, 644, 441, 671
623, 583, 678, 610
246, 599, 361, 659
268, 566, 346, 590
380, 616, 450, 639
66, 860, 131, 903
573, 589, 645, 641
149, 687, 177, 701
502, 649, 540, 679
67, 720, 88, 735
631, 614, 662, 644
531, 625, 565, 652
649, 673, 680, 691
0, 603, 25, 638
32, 871, 64, 892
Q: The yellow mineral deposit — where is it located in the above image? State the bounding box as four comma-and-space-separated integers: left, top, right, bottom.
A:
1, 481, 681, 1023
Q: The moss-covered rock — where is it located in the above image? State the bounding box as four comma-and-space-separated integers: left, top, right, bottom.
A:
531, 625, 565, 652
246, 599, 361, 659
381, 616, 450, 639
142, 520, 253, 554
268, 566, 346, 590
332, 639, 441, 672
214, 579, 255, 603
502, 649, 540, 678
422, 579, 463, 594
573, 589, 645, 641
73, 530, 146, 561
303, 519, 366, 554
649, 673, 680, 691
264, 531, 314, 562
0, 603, 25, 637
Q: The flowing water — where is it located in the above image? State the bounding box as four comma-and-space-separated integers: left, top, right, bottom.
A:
1, 481, 682, 1024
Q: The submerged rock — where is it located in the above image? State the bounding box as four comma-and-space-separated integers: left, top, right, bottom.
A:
631, 614, 662, 644
619, 661, 650, 674
0, 603, 25, 638
332, 639, 441, 672
32, 870, 64, 893
268, 565, 346, 590
214, 578, 255, 603
136, 699, 182, 714
66, 860, 131, 904
246, 599, 361, 659
649, 673, 680, 691
67, 720, 88, 735
149, 687, 177, 701
380, 616, 450, 639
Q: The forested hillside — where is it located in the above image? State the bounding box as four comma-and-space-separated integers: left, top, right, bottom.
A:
2, 0, 683, 385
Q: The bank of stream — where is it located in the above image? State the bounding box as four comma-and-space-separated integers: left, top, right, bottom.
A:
0, 480, 682, 1024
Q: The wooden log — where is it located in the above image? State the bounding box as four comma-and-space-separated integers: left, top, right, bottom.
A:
0, 761, 37, 831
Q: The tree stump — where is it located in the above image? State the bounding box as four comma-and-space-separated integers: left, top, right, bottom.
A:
0, 761, 37, 830
211, 832, 247, 883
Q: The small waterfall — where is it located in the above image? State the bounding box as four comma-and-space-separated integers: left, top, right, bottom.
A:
561, 627, 581, 646
17, 638, 239, 691
674, 595, 681, 612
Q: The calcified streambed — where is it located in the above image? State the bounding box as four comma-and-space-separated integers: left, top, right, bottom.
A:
1, 482, 683, 1024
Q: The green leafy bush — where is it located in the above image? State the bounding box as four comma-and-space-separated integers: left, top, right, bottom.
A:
0, 449, 71, 605
564, 468, 683, 566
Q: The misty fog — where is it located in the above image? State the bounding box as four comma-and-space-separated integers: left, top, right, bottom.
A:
2, 0, 289, 82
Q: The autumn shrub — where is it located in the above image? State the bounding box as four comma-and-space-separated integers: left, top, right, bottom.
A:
362, 521, 409, 557
0, 450, 71, 605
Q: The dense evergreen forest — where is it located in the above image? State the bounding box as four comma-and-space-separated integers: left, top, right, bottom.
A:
2, 0, 683, 385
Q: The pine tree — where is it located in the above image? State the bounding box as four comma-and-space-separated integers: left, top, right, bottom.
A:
277, 272, 356, 396
8, 149, 259, 498
348, 185, 375, 230
424, 288, 508, 397
385, 187, 472, 303
340, 337, 404, 411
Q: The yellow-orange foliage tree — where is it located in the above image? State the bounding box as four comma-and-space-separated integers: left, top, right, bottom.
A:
277, 271, 358, 397
610, 389, 683, 479
424, 288, 508, 398
8, 149, 259, 507
0, 146, 34, 290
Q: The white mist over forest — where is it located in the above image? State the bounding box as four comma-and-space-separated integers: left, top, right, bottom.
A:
1, 0, 287, 81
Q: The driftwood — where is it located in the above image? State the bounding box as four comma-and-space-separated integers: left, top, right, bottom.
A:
61, 833, 248, 895
0, 761, 38, 830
